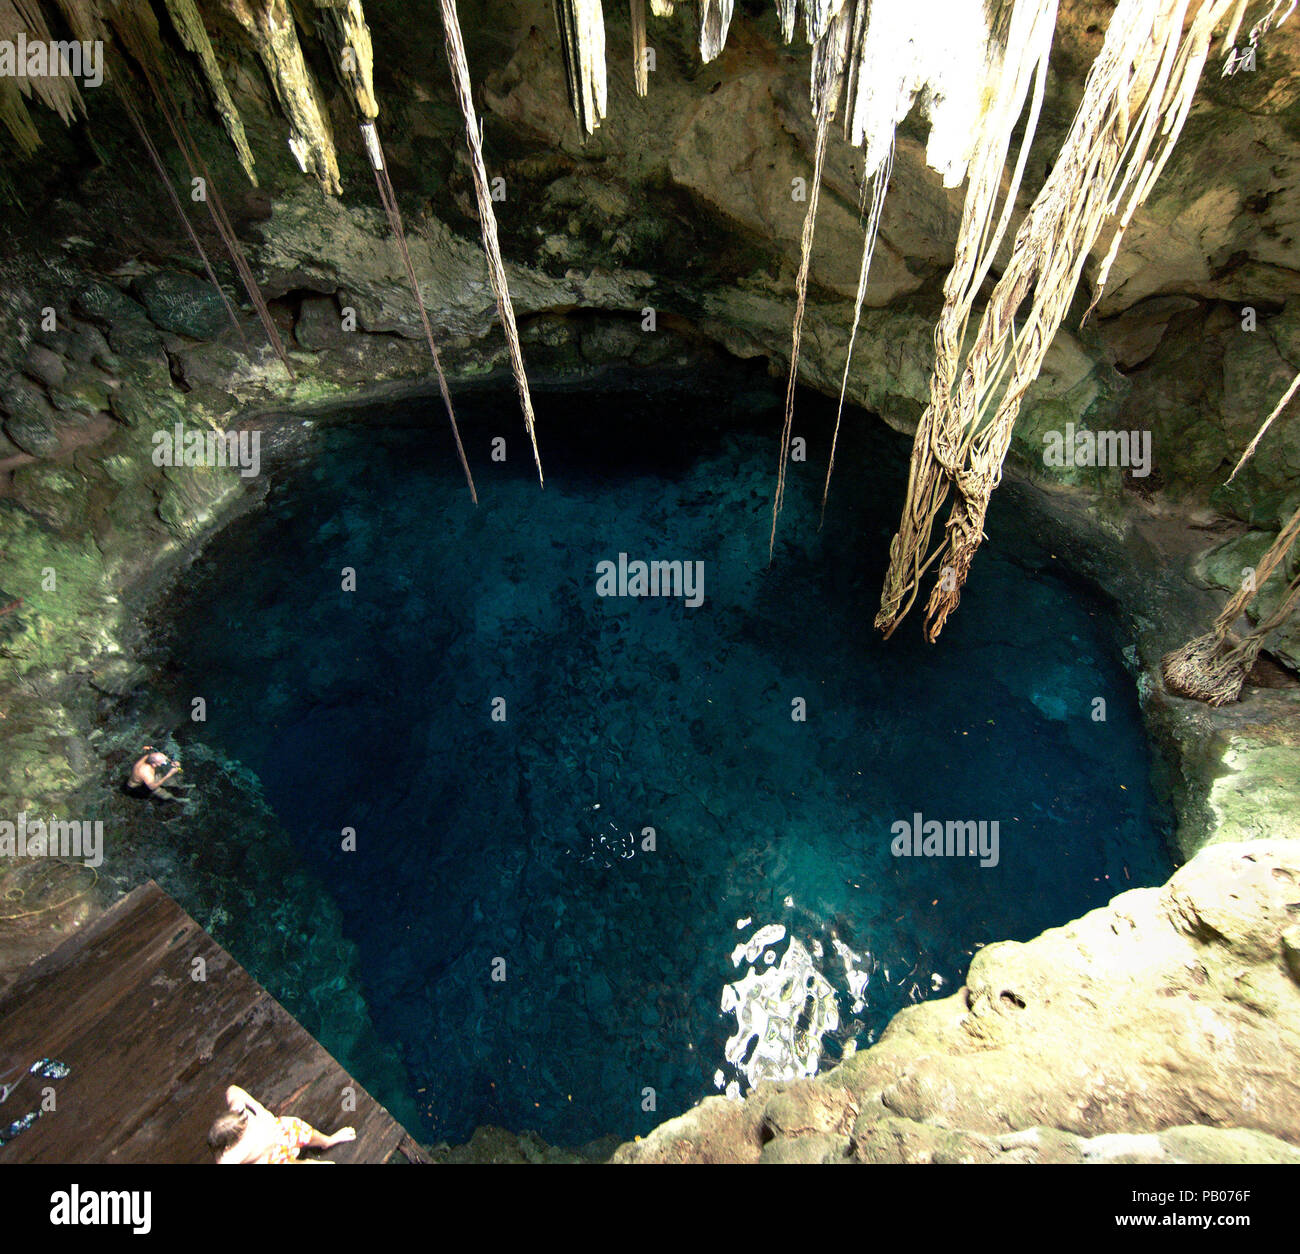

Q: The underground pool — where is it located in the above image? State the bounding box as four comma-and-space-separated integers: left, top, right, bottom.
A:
143, 366, 1173, 1147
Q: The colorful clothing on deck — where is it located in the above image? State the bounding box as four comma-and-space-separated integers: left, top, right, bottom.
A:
252, 1115, 315, 1164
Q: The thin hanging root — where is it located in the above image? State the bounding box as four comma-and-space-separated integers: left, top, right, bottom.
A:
112, 7, 294, 378
363, 121, 477, 504
1227, 366, 1300, 484
117, 86, 244, 343
769, 96, 831, 561
821, 137, 892, 526
440, 0, 544, 486
631, 0, 649, 96
769, 9, 848, 558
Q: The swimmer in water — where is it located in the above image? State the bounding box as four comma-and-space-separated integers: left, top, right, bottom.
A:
127, 747, 192, 804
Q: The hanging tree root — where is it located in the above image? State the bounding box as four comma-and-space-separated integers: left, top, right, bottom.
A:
440, 0, 544, 486
1162, 500, 1300, 706
769, 9, 850, 559
821, 135, 892, 527
1161, 631, 1258, 706
876, 0, 1242, 641
365, 122, 477, 502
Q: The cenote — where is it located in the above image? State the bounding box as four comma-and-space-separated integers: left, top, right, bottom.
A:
144, 367, 1172, 1147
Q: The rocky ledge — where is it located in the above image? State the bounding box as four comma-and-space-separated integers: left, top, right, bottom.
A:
616, 839, 1300, 1164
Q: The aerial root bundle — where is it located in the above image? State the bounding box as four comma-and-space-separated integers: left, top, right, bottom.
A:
1162, 501, 1300, 705
877, 0, 1246, 642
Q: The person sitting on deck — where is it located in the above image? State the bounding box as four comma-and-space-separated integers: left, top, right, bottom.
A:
208, 1085, 356, 1164
127, 748, 191, 805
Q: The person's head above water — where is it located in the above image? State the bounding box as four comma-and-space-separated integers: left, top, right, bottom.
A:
147, 752, 170, 768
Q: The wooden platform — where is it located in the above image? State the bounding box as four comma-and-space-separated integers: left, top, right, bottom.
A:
0, 880, 426, 1164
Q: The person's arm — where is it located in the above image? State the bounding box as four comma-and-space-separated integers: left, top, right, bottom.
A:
225, 1085, 271, 1121
156, 766, 180, 786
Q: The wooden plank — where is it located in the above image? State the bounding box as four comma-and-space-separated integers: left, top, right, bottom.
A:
0, 880, 416, 1164
0, 884, 192, 1064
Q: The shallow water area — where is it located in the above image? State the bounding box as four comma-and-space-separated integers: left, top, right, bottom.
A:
152, 369, 1172, 1146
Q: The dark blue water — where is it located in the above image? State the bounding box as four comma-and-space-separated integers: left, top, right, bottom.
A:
162, 371, 1171, 1146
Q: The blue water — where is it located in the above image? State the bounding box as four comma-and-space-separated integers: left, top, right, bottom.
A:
161, 370, 1171, 1146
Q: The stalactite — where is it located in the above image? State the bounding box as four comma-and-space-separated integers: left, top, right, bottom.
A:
440, 0, 545, 486
315, 0, 379, 120
838, 0, 868, 143
802, 0, 846, 46
225, 0, 342, 194
553, 0, 607, 135
0, 80, 40, 156
1162, 502, 1300, 705
775, 0, 799, 43
877, 0, 1245, 642
769, 9, 850, 559
161, 0, 258, 183
698, 0, 734, 63
0, 0, 85, 153
630, 0, 648, 96
843, 0, 999, 188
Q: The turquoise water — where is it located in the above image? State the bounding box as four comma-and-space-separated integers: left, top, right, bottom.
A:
160, 369, 1172, 1145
